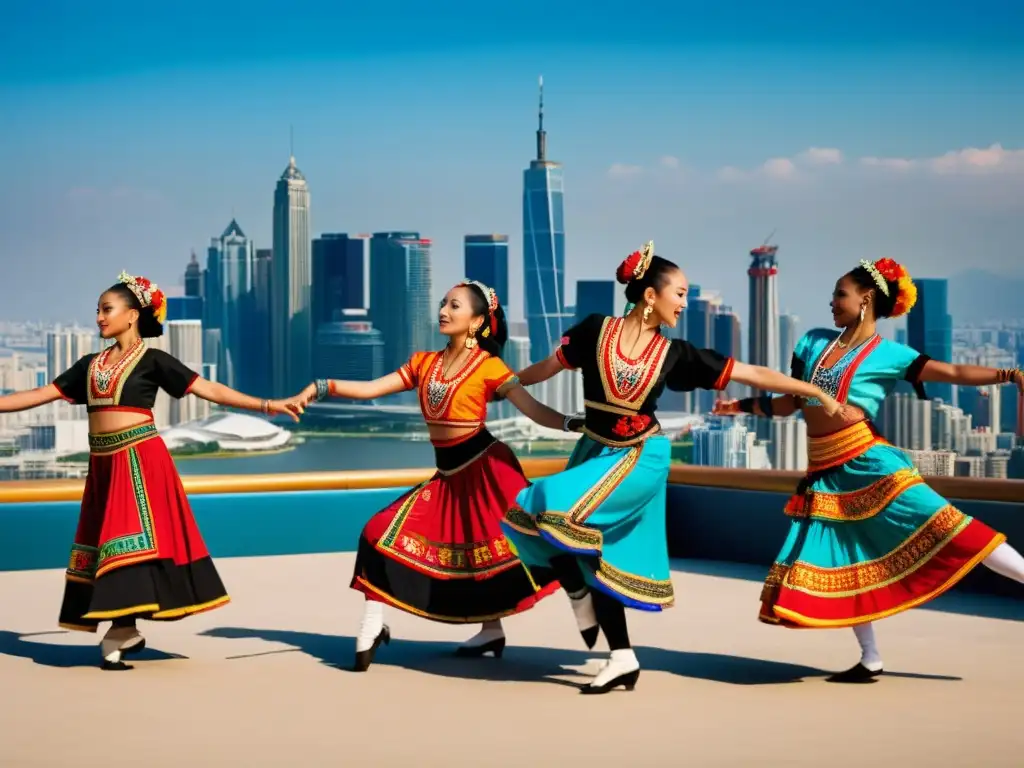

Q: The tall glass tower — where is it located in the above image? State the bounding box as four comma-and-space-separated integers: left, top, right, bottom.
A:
464, 234, 509, 312
907, 278, 953, 404
271, 155, 312, 393
205, 218, 254, 390
523, 76, 570, 363
747, 243, 780, 373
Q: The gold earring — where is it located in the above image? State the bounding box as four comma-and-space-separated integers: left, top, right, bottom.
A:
465, 327, 478, 349
642, 303, 653, 325
859, 306, 866, 323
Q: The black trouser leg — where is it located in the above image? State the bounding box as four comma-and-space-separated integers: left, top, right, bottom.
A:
112, 616, 137, 629
549, 554, 588, 597
592, 590, 630, 650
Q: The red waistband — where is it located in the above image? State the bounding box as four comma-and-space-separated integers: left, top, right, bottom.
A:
87, 406, 153, 416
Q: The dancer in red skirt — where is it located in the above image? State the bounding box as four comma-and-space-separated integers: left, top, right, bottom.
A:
293, 281, 579, 671
0, 271, 300, 670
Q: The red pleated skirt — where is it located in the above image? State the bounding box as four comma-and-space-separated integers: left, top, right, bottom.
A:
59, 421, 229, 632
351, 431, 559, 623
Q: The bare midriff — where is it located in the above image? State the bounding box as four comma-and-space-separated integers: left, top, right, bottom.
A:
801, 403, 867, 438
426, 423, 481, 445
88, 410, 154, 435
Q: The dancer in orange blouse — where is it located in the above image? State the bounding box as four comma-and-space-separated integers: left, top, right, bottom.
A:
293, 280, 578, 671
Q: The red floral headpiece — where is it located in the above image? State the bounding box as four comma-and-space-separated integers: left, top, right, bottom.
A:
615, 240, 655, 285
118, 270, 167, 324
858, 258, 917, 318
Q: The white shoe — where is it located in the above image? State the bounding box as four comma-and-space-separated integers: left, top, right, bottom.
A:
455, 622, 506, 658
100, 626, 145, 670
580, 649, 640, 695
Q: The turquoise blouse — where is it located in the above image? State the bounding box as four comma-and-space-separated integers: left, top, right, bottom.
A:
794, 328, 930, 421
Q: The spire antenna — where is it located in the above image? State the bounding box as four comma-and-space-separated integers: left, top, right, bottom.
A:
536, 75, 546, 162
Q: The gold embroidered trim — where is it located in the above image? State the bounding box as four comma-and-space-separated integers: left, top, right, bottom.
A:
595, 317, 670, 409
595, 560, 674, 606
568, 444, 641, 524
781, 505, 970, 597
792, 468, 924, 522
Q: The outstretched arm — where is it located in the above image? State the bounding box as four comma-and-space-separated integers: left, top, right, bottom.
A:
919, 361, 1023, 389
731, 362, 828, 402
717, 393, 800, 418
0, 384, 64, 414
295, 373, 409, 405
188, 378, 300, 420
504, 385, 576, 431
517, 356, 563, 387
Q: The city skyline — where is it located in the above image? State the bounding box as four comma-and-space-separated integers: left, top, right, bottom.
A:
2, 3, 1024, 328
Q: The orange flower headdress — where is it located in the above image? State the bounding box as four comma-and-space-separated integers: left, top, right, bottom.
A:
118, 270, 167, 325
857, 257, 917, 318
616, 241, 655, 284
459, 279, 500, 337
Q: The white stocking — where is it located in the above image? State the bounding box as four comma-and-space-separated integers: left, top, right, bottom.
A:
356, 600, 385, 653
982, 542, 1024, 584
852, 623, 883, 672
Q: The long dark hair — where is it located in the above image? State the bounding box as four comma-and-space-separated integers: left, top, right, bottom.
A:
463, 283, 507, 359
618, 254, 681, 306
846, 266, 898, 318
106, 284, 164, 338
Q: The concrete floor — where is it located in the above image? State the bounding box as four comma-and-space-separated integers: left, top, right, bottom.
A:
2, 553, 1023, 767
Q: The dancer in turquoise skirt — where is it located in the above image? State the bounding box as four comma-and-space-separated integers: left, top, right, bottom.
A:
502, 242, 845, 694
715, 257, 1024, 683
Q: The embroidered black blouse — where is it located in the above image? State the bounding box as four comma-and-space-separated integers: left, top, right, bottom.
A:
53, 341, 200, 413
555, 314, 735, 446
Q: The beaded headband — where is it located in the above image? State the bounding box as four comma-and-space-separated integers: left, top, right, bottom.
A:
634, 241, 655, 280
459, 280, 500, 337
117, 270, 167, 324
858, 260, 890, 296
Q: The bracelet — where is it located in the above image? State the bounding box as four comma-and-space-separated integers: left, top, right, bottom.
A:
315, 379, 331, 401
737, 398, 756, 414
997, 368, 1021, 384
563, 413, 583, 432
260, 399, 270, 415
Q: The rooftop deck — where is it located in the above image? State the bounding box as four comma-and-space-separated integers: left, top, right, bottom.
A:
2, 464, 1023, 766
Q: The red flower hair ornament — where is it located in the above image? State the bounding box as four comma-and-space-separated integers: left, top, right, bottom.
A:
615, 241, 655, 284
857, 258, 918, 319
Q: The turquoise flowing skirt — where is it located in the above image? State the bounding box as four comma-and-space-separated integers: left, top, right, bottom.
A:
760, 423, 1005, 628
501, 434, 673, 611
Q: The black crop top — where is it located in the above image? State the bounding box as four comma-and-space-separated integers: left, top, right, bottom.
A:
53, 340, 200, 413
555, 314, 735, 446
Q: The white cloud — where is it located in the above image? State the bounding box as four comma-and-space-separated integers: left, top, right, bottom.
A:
798, 147, 844, 166
659, 155, 681, 169
860, 156, 914, 171
928, 143, 1024, 174
607, 163, 643, 179
762, 157, 798, 179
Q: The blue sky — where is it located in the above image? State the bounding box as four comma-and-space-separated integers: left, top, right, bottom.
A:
1, 1, 1022, 328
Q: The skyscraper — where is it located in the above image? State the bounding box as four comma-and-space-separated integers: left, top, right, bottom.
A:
250, 248, 273, 395
312, 233, 370, 328
184, 250, 203, 298
907, 278, 953, 404
523, 76, 570, 363
779, 313, 799, 373
748, 243, 780, 374
575, 280, 615, 323
687, 292, 721, 413
271, 156, 312, 393
714, 307, 743, 399
166, 319, 208, 426
205, 218, 254, 389
464, 235, 509, 311
370, 232, 433, 374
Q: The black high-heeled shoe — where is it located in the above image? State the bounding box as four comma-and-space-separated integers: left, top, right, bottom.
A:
454, 636, 506, 658
100, 659, 134, 671
580, 668, 640, 695
121, 637, 146, 657
353, 625, 391, 672
580, 625, 599, 650
826, 662, 883, 684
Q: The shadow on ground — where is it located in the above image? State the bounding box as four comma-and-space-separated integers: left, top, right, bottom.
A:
673, 559, 1024, 623
0, 630, 186, 668
202, 626, 960, 686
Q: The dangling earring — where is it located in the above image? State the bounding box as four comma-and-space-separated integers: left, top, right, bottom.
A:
642, 303, 653, 325
859, 306, 866, 324
465, 327, 478, 349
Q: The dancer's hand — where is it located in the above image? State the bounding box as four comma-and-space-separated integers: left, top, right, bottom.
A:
818, 392, 848, 419
266, 398, 303, 422
294, 382, 318, 406
712, 399, 740, 416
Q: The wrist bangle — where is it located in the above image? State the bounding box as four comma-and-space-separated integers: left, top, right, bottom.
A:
315, 379, 330, 401
260, 399, 270, 415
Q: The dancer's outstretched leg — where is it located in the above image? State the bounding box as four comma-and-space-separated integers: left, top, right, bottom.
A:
354, 598, 390, 672
581, 591, 639, 695
456, 619, 506, 658
983, 542, 1024, 583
